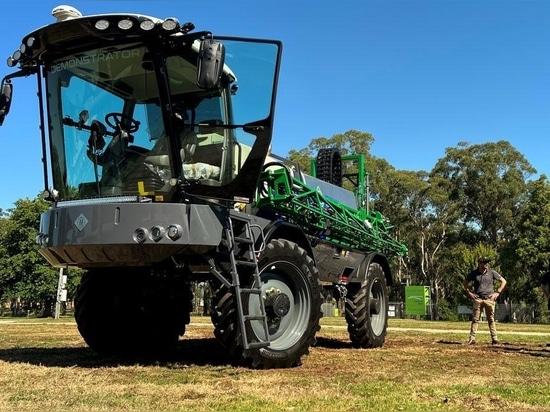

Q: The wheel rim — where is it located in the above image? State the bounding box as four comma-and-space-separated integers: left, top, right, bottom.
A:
369, 277, 387, 336
248, 261, 312, 350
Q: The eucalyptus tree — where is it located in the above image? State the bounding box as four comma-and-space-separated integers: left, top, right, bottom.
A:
514, 175, 550, 270
503, 175, 550, 309
0, 216, 7, 310
0, 198, 61, 316
289, 129, 376, 167
431, 140, 535, 246
393, 171, 464, 319
287, 147, 314, 174
301, 129, 376, 157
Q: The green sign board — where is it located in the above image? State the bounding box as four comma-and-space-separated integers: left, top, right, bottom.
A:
405, 286, 430, 316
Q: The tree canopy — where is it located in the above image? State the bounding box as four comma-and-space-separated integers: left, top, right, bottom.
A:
0, 198, 79, 316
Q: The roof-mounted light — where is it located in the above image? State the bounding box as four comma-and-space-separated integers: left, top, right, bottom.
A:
118, 18, 134, 30
181, 22, 195, 34
19, 44, 27, 54
161, 17, 180, 32
7, 56, 16, 67
140, 19, 155, 31
11, 50, 22, 61
26, 37, 35, 48
95, 19, 110, 30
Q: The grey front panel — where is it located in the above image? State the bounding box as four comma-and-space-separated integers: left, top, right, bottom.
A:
38, 202, 224, 268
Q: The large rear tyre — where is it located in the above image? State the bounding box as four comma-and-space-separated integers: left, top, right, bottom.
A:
211, 239, 322, 368
75, 269, 190, 357
345, 262, 388, 348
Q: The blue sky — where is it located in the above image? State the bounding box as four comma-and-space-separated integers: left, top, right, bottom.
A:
1, 0, 549, 212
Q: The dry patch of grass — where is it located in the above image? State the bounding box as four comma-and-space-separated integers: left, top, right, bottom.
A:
0, 316, 549, 411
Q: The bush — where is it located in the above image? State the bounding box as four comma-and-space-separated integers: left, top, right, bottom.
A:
436, 298, 458, 321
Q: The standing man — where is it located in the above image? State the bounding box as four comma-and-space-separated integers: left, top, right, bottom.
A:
541, 270, 550, 311
463, 257, 507, 345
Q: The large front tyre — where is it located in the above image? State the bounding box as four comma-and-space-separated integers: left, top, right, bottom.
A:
345, 262, 388, 348
75, 269, 189, 358
212, 239, 322, 368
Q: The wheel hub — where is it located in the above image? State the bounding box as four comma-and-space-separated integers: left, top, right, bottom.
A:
264, 287, 291, 318
369, 297, 381, 315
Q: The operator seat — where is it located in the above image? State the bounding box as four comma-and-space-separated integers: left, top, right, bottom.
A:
181, 129, 198, 163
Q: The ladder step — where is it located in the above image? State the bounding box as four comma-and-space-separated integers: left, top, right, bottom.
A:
247, 341, 270, 349
239, 288, 262, 295
236, 260, 257, 267
244, 315, 266, 321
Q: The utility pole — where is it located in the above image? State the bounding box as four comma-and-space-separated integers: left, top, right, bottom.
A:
54, 267, 67, 319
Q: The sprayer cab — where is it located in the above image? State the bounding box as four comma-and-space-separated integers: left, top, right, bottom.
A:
1, 5, 281, 205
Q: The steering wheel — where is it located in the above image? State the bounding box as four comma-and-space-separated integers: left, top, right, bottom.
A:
104, 112, 140, 133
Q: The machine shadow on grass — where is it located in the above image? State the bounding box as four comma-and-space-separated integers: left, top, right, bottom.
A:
0, 337, 232, 368
313, 336, 354, 349
0, 334, 356, 368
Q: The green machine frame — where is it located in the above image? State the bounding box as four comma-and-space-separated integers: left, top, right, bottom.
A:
254, 150, 407, 258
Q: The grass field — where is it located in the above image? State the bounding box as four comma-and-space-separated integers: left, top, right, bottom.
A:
0, 315, 549, 411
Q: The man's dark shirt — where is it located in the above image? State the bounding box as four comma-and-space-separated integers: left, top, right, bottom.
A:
465, 268, 503, 298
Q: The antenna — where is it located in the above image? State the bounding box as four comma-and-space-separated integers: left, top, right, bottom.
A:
51, 5, 83, 22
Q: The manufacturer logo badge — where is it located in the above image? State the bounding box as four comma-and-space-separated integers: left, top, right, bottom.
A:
74, 213, 89, 232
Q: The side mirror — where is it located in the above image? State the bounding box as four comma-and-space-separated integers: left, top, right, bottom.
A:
0, 79, 13, 126
197, 39, 225, 89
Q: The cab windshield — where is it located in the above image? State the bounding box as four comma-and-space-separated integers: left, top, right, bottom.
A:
45, 39, 278, 202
